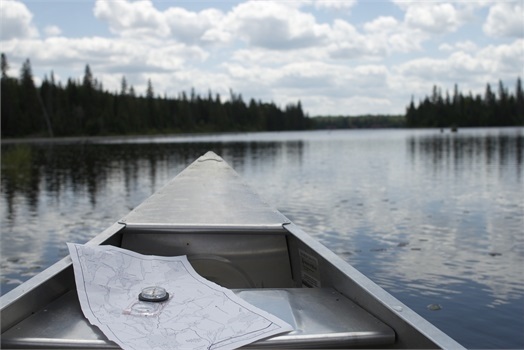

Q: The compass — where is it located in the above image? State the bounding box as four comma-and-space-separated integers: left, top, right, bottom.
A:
138, 286, 169, 302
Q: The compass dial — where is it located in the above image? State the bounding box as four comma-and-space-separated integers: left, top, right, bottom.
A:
138, 286, 169, 302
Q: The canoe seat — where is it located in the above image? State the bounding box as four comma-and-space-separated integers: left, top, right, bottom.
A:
1, 288, 395, 349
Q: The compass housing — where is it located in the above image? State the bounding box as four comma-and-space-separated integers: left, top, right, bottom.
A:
138, 287, 169, 302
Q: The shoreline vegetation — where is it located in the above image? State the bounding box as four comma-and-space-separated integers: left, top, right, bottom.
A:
1, 54, 523, 139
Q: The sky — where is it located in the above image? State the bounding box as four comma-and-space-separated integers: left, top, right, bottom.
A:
1, 0, 523, 116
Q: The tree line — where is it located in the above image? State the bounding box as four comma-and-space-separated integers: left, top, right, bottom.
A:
2, 53, 523, 138
406, 78, 524, 128
311, 115, 405, 129
1, 54, 310, 138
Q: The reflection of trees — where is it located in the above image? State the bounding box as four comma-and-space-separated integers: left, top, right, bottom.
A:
408, 131, 523, 180
1, 144, 38, 219
1, 139, 304, 223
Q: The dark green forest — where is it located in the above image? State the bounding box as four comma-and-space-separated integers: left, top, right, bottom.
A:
1, 55, 310, 138
311, 115, 405, 129
406, 79, 524, 128
1, 53, 522, 138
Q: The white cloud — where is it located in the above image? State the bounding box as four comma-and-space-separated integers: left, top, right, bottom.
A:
225, 1, 330, 50
483, 3, 524, 38
396, 55, 481, 83
1, 35, 208, 78
165, 8, 224, 45
404, 3, 462, 34
1, 37, 125, 67
395, 39, 523, 90
93, 0, 170, 38
275, 61, 341, 90
44, 25, 61, 37
477, 39, 524, 75
457, 40, 478, 52
439, 40, 478, 52
0, 0, 38, 40
327, 14, 427, 60
439, 43, 454, 51
362, 16, 426, 54
231, 47, 321, 67
314, 0, 357, 11
363, 16, 398, 33
327, 19, 370, 59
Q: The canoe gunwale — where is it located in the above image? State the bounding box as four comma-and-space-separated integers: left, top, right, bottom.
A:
284, 222, 465, 349
118, 222, 288, 232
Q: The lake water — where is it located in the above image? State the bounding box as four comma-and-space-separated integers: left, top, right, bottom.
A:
1, 128, 523, 348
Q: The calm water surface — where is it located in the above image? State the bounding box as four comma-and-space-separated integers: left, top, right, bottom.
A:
1, 128, 523, 348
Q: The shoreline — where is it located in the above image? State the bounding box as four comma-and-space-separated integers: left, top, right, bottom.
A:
2, 126, 522, 146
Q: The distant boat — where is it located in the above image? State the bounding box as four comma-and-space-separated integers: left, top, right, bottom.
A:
1, 151, 464, 349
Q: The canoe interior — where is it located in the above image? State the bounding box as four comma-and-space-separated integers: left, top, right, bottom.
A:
0, 152, 464, 349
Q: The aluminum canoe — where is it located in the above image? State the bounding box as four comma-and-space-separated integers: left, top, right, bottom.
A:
0, 151, 464, 349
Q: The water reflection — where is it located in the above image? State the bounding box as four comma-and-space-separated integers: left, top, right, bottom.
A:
408, 128, 523, 180
1, 140, 304, 222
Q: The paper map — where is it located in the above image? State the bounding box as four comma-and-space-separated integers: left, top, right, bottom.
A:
67, 243, 292, 350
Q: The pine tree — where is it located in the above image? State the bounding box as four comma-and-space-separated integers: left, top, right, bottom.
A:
1, 54, 19, 137
497, 80, 510, 125
1, 53, 8, 79
120, 76, 128, 96
146, 79, 154, 99
83, 64, 94, 89
19, 59, 43, 135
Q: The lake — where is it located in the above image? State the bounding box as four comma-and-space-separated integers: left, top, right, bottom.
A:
1, 128, 523, 348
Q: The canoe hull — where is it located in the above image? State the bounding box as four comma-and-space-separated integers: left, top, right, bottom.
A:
1, 152, 464, 349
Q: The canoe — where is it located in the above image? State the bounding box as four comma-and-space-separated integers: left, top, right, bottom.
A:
1, 151, 464, 349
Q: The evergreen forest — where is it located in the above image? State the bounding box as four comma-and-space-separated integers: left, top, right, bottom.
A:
406, 79, 524, 128
1, 55, 310, 138
311, 115, 405, 129
1, 53, 522, 138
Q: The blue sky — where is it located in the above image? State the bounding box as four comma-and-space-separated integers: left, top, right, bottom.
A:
1, 0, 522, 116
